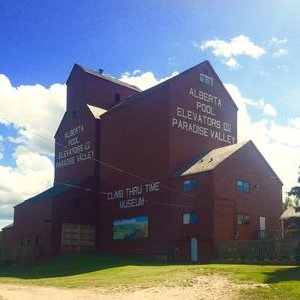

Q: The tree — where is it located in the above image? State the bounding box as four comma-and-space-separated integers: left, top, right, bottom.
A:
283, 196, 294, 211
288, 186, 300, 202
287, 165, 300, 208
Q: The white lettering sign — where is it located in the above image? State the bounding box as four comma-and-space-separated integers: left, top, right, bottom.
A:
189, 88, 222, 107
55, 125, 94, 168
171, 87, 236, 145
119, 197, 145, 209
106, 181, 161, 209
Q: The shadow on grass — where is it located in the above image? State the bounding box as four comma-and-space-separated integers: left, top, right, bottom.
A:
0, 255, 169, 280
265, 266, 300, 284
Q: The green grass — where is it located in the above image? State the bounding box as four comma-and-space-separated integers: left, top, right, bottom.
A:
0, 255, 299, 299
201, 264, 300, 299
0, 255, 192, 288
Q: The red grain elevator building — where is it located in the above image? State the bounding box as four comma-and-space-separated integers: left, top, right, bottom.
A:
2, 61, 283, 263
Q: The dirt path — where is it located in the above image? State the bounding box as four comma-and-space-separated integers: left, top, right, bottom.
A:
0, 274, 268, 300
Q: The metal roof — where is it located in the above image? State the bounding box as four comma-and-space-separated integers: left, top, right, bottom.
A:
180, 141, 249, 176
79, 65, 141, 92
107, 60, 238, 115
2, 223, 14, 230
280, 206, 300, 220
15, 177, 88, 208
15, 184, 72, 208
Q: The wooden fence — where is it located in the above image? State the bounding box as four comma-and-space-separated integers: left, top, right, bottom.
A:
217, 239, 300, 262
258, 229, 300, 240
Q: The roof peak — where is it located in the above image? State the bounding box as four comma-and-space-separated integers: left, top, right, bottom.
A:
70, 64, 141, 92
177, 140, 251, 177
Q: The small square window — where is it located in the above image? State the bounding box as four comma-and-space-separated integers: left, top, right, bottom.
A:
190, 213, 198, 224
237, 180, 243, 192
205, 77, 211, 85
200, 73, 213, 86
183, 213, 198, 224
237, 180, 250, 193
183, 179, 197, 192
237, 214, 250, 224
244, 215, 250, 224
183, 213, 190, 224
237, 214, 243, 224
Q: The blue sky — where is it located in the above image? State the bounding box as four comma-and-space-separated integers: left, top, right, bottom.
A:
1, 0, 300, 229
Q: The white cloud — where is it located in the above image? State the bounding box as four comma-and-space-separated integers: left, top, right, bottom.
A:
224, 58, 241, 70
269, 37, 288, 58
200, 35, 265, 59
0, 74, 66, 155
225, 83, 300, 194
223, 83, 252, 138
273, 48, 288, 57
7, 135, 26, 144
289, 118, 300, 129
263, 103, 277, 116
225, 84, 277, 117
270, 37, 288, 45
132, 69, 141, 76
0, 219, 13, 230
0, 146, 54, 220
277, 65, 290, 73
120, 70, 179, 91
198, 35, 266, 68
0, 74, 66, 222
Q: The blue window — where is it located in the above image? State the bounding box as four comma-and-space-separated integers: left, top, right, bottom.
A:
237, 180, 250, 193
183, 179, 197, 192
183, 213, 198, 224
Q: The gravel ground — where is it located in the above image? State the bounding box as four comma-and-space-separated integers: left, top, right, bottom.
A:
0, 274, 268, 300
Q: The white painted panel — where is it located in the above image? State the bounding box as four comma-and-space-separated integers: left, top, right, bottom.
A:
260, 216, 266, 231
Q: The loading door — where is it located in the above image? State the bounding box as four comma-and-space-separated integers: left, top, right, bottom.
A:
61, 223, 95, 254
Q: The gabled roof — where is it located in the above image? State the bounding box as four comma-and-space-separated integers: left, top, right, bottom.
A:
2, 223, 14, 230
107, 60, 238, 113
176, 140, 282, 185
15, 184, 72, 208
280, 206, 300, 220
55, 104, 106, 138
179, 141, 248, 176
15, 177, 88, 208
67, 64, 141, 92
87, 104, 107, 119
